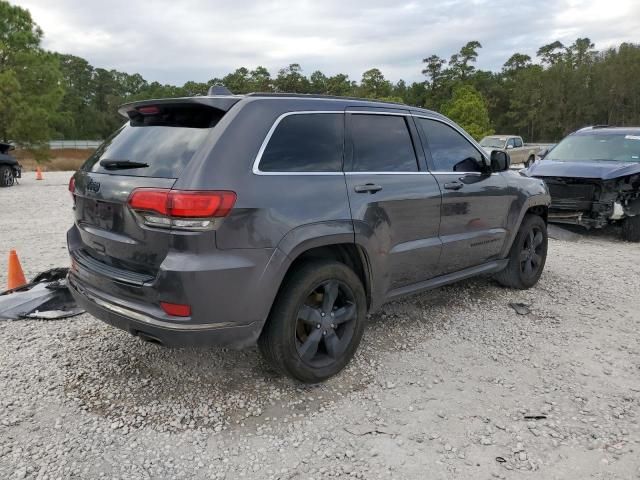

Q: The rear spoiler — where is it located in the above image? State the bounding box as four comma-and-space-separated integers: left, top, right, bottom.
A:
118, 96, 242, 119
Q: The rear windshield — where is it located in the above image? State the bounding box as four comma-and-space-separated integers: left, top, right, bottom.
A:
82, 104, 223, 178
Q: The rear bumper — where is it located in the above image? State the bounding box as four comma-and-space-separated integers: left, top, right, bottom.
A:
66, 224, 289, 348
68, 273, 261, 348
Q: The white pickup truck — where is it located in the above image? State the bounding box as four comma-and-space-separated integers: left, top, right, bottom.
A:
479, 135, 547, 167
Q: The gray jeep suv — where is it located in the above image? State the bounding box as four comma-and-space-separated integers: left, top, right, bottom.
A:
67, 92, 551, 382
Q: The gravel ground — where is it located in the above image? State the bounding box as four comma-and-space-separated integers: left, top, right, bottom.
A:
1, 171, 639, 479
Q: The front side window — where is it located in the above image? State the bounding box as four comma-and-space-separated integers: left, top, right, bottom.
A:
506, 138, 516, 148
349, 114, 418, 172
418, 119, 484, 172
514, 137, 523, 148
259, 113, 343, 172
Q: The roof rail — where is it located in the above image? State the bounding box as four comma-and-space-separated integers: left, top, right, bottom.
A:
244, 92, 408, 106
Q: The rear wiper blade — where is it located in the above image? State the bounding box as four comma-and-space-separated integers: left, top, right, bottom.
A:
99, 160, 149, 170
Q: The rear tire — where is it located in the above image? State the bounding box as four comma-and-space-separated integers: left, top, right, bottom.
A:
495, 214, 548, 289
258, 260, 367, 383
621, 216, 640, 242
0, 166, 14, 187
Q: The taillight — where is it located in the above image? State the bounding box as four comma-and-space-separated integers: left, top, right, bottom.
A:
128, 189, 169, 216
169, 191, 236, 218
160, 302, 191, 317
127, 188, 236, 230
68, 176, 75, 194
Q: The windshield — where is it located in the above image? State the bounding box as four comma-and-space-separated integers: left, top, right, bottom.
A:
480, 137, 505, 148
547, 133, 640, 163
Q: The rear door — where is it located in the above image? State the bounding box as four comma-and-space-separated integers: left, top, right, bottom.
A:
344, 111, 442, 294
415, 117, 509, 274
72, 102, 229, 276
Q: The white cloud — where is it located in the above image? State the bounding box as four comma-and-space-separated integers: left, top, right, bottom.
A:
14, 0, 640, 85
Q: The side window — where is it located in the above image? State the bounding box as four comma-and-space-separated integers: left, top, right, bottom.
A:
506, 138, 516, 148
514, 137, 523, 148
259, 113, 343, 172
418, 119, 484, 173
349, 114, 418, 172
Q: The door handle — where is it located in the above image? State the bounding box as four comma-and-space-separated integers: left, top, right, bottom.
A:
443, 181, 463, 191
354, 183, 383, 194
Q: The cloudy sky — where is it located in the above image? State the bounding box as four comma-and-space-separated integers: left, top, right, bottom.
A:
14, 0, 640, 85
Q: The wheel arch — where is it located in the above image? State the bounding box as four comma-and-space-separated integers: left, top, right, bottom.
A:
263, 221, 373, 322
500, 195, 550, 257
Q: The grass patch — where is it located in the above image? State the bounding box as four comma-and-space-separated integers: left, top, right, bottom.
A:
15, 149, 94, 172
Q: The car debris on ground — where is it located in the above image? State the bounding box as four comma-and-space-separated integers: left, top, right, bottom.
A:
0, 267, 84, 320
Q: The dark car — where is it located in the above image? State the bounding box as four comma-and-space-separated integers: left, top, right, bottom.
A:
67, 91, 551, 382
0, 142, 21, 187
526, 126, 640, 241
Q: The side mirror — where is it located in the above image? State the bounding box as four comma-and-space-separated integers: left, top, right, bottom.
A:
490, 150, 510, 172
538, 148, 549, 159
506, 144, 514, 150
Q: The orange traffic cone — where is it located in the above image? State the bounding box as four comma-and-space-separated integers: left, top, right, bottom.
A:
35, 167, 43, 180
7, 250, 27, 290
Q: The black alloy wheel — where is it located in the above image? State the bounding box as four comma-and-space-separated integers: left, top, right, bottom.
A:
295, 280, 358, 368
519, 225, 545, 280
258, 260, 367, 383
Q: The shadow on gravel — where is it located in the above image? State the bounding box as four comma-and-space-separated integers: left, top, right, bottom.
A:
550, 223, 625, 243
61, 276, 526, 434
62, 323, 373, 433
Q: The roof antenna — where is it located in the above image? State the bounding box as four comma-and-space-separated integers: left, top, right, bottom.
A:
207, 84, 233, 96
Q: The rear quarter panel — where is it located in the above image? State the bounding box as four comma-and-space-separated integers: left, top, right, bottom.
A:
174, 98, 353, 250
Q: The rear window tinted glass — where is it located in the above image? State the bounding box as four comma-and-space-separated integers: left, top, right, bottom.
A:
82, 105, 222, 178
349, 115, 418, 172
259, 113, 343, 172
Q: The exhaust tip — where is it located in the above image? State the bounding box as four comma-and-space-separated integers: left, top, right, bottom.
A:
135, 331, 164, 346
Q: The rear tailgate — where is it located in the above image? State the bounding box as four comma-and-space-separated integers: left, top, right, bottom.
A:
70, 98, 238, 279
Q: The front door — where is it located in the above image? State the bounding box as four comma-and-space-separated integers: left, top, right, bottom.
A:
344, 111, 442, 295
415, 117, 510, 274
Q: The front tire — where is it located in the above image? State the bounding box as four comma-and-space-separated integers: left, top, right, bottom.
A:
0, 166, 14, 187
258, 260, 367, 383
621, 216, 640, 242
495, 214, 548, 289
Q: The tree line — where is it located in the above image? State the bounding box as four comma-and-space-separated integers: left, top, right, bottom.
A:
1, 0, 640, 154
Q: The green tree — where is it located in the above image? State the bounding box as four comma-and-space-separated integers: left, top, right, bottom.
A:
503, 53, 532, 72
248, 66, 272, 92
309, 70, 328, 93
442, 85, 493, 140
0, 0, 63, 147
325, 74, 354, 96
274, 64, 309, 93
537, 41, 565, 65
448, 41, 482, 80
221, 67, 252, 93
359, 68, 392, 99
